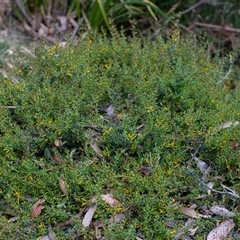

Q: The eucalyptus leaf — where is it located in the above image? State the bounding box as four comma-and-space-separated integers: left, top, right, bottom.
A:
44, 147, 52, 160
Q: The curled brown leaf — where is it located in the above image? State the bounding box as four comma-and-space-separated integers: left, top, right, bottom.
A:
101, 194, 120, 207
59, 179, 68, 195
140, 165, 151, 176
52, 155, 63, 164
232, 140, 238, 151
31, 198, 45, 218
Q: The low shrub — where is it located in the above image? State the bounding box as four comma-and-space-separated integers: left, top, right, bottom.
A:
0, 29, 239, 239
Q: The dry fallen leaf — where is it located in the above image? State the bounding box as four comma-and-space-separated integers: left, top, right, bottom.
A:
217, 121, 239, 130
108, 213, 125, 224
58, 42, 67, 48
95, 227, 102, 240
0, 69, 8, 78
136, 124, 145, 132
39, 236, 50, 240
209, 206, 235, 217
196, 159, 208, 173
31, 198, 45, 218
54, 138, 62, 148
232, 140, 238, 151
174, 219, 195, 240
47, 224, 58, 240
92, 213, 125, 231
207, 219, 235, 240
69, 148, 77, 159
39, 226, 58, 240
56, 16, 68, 32
140, 165, 151, 176
101, 194, 120, 207
82, 197, 97, 228
192, 155, 208, 173
181, 207, 198, 218
52, 155, 63, 164
59, 179, 68, 195
21, 46, 36, 58
189, 226, 199, 236
90, 143, 103, 158
206, 182, 214, 195
92, 220, 105, 229
8, 216, 20, 222
181, 206, 210, 219
106, 104, 114, 116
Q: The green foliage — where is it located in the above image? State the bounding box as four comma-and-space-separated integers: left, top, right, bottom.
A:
0, 29, 240, 238
11, 0, 165, 30
10, 0, 240, 57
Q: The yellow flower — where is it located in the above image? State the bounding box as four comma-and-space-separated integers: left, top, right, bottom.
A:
13, 190, 21, 204
146, 105, 154, 113
171, 30, 180, 42
127, 133, 137, 141
3, 148, 10, 153
103, 127, 112, 136
85, 67, 91, 73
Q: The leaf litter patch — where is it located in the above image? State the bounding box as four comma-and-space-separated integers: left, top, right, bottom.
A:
172, 121, 240, 239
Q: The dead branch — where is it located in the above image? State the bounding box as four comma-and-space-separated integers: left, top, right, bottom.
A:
194, 22, 240, 34
200, 180, 240, 199
180, 0, 207, 15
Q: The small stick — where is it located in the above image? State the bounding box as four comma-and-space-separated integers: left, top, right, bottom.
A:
83, 125, 102, 132
194, 22, 240, 34
0, 106, 17, 109
180, 0, 207, 15
191, 143, 202, 159
200, 180, 240, 199
54, 205, 89, 228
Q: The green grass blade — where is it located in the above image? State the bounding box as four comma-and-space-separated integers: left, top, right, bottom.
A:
97, 0, 110, 29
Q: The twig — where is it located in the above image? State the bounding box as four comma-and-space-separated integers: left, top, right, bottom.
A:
216, 54, 233, 85
194, 22, 240, 34
179, 24, 192, 33
221, 183, 238, 195
81, 6, 91, 31
0, 106, 17, 109
70, 18, 83, 41
180, 0, 207, 15
190, 143, 202, 160
54, 205, 89, 227
174, 219, 195, 240
83, 125, 102, 132
167, 2, 180, 14
200, 180, 240, 199
136, 124, 145, 132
